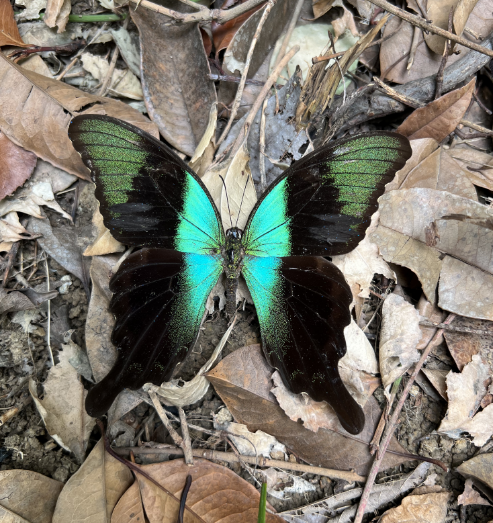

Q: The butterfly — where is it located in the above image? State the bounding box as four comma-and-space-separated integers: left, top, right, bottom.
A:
69, 115, 411, 434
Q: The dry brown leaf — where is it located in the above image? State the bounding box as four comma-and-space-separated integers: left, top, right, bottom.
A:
52, 439, 133, 523
84, 207, 125, 257
202, 141, 257, 231
399, 147, 478, 200
0, 53, 158, 180
111, 479, 145, 523
444, 316, 493, 372
0, 131, 37, 200
422, 368, 449, 400
0, 211, 39, 243
379, 293, 422, 392
417, 295, 447, 349
0, 286, 36, 313
29, 342, 95, 462
438, 354, 493, 446
457, 453, 493, 491
0, 469, 63, 523
137, 458, 282, 522
380, 490, 450, 523
397, 79, 475, 141
207, 344, 408, 475
438, 256, 493, 320
131, 5, 216, 156
0, 0, 29, 47
449, 147, 493, 192
43, 0, 70, 33
458, 478, 492, 506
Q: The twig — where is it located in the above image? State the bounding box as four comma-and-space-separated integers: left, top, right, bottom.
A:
2, 241, 20, 286
98, 45, 119, 96
373, 76, 493, 135
365, 0, 493, 58
149, 391, 184, 447
44, 258, 54, 366
216, 0, 275, 149
419, 319, 493, 335
353, 313, 456, 523
435, 7, 454, 99
129, 0, 266, 25
472, 90, 492, 115
312, 51, 346, 64
231, 45, 299, 156
208, 74, 282, 88
0, 395, 32, 426
259, 98, 268, 192
273, 0, 304, 68
179, 407, 194, 465
113, 446, 366, 482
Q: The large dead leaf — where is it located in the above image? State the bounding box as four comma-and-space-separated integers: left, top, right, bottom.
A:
438, 354, 493, 446
443, 316, 493, 372
29, 342, 96, 462
0, 131, 37, 199
131, 3, 216, 156
0, 470, 63, 523
207, 345, 408, 475
0, 0, 29, 47
379, 293, 422, 393
0, 53, 158, 180
52, 439, 133, 523
457, 453, 493, 490
135, 458, 282, 522
380, 490, 450, 523
396, 79, 475, 141
111, 480, 145, 523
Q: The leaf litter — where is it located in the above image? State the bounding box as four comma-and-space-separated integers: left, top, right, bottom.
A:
1, 0, 493, 521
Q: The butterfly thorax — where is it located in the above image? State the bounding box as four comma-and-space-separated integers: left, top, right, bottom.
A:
222, 227, 245, 317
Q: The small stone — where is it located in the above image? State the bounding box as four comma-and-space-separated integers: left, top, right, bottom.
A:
270, 450, 285, 461
53, 467, 69, 483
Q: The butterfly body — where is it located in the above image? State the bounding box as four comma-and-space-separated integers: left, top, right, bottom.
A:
69, 115, 412, 434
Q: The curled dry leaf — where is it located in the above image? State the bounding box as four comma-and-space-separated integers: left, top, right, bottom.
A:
0, 211, 38, 243
131, 3, 216, 156
29, 342, 95, 462
422, 368, 449, 400
43, 0, 70, 33
0, 131, 37, 200
438, 354, 493, 446
207, 344, 408, 475
379, 293, 422, 392
135, 458, 282, 522
380, 490, 450, 523
52, 439, 133, 523
0, 0, 29, 47
0, 469, 63, 523
458, 478, 492, 506
396, 79, 475, 141
0, 54, 158, 180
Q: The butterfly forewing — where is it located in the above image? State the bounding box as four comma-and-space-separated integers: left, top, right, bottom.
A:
242, 132, 412, 257
69, 115, 224, 254
85, 248, 222, 418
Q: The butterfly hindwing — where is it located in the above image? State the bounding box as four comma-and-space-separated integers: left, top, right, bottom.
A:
85, 248, 222, 418
69, 115, 224, 254
242, 132, 412, 257
242, 254, 364, 434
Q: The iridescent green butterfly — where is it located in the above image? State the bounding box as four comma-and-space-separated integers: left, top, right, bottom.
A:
69, 115, 411, 434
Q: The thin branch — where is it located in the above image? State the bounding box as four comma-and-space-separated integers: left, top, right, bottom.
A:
208, 74, 282, 88
259, 98, 268, 192
273, 0, 304, 68
113, 446, 366, 482
231, 45, 299, 156
365, 0, 493, 58
435, 7, 454, 99
353, 313, 456, 523
178, 407, 194, 465
129, 0, 266, 25
216, 0, 275, 149
149, 391, 184, 447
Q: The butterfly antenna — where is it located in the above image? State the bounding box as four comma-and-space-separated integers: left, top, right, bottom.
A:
218, 175, 234, 229
235, 173, 250, 228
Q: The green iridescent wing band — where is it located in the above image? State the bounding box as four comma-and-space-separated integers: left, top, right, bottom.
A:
242, 132, 412, 257
69, 115, 224, 254
85, 248, 222, 418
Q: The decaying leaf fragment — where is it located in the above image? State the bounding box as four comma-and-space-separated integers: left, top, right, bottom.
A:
29, 342, 96, 462
43, 0, 70, 33
457, 452, 493, 491
396, 79, 475, 141
0, 0, 29, 46
458, 478, 491, 506
438, 354, 493, 446
380, 489, 450, 523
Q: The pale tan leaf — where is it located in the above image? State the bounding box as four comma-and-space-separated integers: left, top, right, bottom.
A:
422, 368, 449, 400
190, 102, 217, 164
438, 354, 493, 446
439, 256, 493, 320
0, 211, 39, 242
380, 491, 450, 523
425, 0, 461, 54
29, 342, 96, 462
43, 0, 70, 33
458, 478, 492, 506
457, 453, 493, 490
379, 293, 422, 392
0, 470, 63, 523
370, 225, 442, 301
454, 0, 481, 38
52, 439, 133, 523
84, 208, 125, 257
0, 54, 158, 180
396, 79, 475, 141
0, 131, 37, 199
